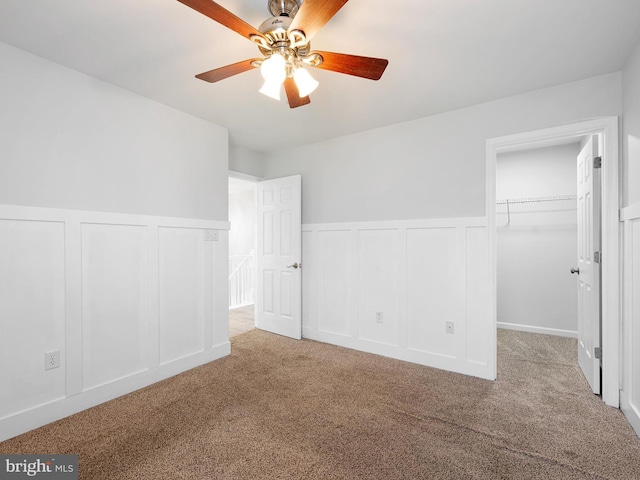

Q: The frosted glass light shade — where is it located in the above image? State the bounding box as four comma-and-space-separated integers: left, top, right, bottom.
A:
260, 54, 286, 82
259, 54, 286, 100
293, 67, 319, 97
259, 79, 282, 100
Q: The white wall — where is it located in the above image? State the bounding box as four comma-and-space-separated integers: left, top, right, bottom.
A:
0, 42, 228, 220
622, 38, 640, 209
264, 73, 621, 224
264, 73, 621, 380
621, 37, 640, 436
496, 143, 579, 337
229, 188, 256, 257
0, 43, 230, 441
229, 145, 265, 179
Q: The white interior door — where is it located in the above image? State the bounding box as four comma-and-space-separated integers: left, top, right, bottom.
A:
575, 135, 601, 394
256, 175, 302, 339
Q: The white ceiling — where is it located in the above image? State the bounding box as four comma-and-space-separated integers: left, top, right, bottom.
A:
1, 0, 640, 154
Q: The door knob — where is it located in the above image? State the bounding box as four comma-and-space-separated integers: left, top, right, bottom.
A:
571, 268, 580, 275
287, 262, 301, 269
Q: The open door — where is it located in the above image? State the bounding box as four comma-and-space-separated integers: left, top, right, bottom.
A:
575, 135, 601, 394
256, 175, 302, 339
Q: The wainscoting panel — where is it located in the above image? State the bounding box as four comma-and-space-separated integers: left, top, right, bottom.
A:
0, 205, 230, 442
465, 226, 491, 366
158, 227, 205, 365
406, 227, 459, 358
302, 218, 490, 379
358, 229, 400, 346
622, 203, 640, 436
317, 230, 355, 337
301, 231, 318, 332
0, 219, 66, 419
82, 223, 149, 390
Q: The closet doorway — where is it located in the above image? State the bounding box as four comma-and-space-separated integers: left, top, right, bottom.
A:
486, 117, 620, 407
228, 174, 258, 337
496, 141, 582, 339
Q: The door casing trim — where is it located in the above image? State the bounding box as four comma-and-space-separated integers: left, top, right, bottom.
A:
486, 116, 620, 407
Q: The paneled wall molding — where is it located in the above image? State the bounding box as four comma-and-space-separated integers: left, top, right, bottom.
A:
621, 201, 640, 436
0, 204, 230, 442
301, 217, 492, 380
621, 202, 640, 221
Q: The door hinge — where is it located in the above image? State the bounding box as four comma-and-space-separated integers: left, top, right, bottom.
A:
594, 347, 602, 359
594, 156, 602, 169
594, 251, 601, 263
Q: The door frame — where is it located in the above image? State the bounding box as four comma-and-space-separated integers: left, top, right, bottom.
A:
486, 116, 620, 407
228, 170, 262, 322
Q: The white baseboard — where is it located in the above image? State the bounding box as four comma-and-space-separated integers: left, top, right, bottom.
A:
302, 328, 493, 380
498, 322, 577, 338
0, 343, 230, 443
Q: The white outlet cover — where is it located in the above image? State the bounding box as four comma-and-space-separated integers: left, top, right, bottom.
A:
45, 350, 60, 370
204, 229, 219, 241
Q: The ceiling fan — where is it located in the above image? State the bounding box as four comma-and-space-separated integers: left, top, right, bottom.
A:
177, 0, 389, 108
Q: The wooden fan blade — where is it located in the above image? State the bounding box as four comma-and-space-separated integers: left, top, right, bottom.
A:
195, 59, 261, 83
283, 77, 311, 108
177, 0, 265, 41
288, 0, 349, 42
311, 51, 388, 80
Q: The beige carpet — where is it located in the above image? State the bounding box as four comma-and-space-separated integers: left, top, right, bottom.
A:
2, 330, 640, 479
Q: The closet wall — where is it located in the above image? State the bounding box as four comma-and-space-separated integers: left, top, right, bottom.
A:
496, 142, 580, 337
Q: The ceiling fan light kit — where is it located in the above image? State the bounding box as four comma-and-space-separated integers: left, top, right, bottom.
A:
177, 0, 389, 108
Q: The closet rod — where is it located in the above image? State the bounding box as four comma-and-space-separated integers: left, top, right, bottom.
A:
495, 194, 576, 205
496, 195, 576, 225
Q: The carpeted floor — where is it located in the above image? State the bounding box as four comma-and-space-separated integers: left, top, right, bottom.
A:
2, 329, 640, 479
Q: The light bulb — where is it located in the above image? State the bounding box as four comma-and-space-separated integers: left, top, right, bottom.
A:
293, 67, 319, 97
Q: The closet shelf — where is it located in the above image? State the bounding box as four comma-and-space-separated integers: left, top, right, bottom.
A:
496, 194, 577, 205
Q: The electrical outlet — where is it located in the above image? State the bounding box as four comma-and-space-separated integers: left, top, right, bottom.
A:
376, 312, 383, 324
203, 229, 218, 242
45, 350, 60, 370
446, 321, 455, 335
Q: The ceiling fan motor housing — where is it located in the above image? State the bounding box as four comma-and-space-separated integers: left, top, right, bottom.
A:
257, 15, 310, 58
267, 0, 301, 18
258, 15, 292, 40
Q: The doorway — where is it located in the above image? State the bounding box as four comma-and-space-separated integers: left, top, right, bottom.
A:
496, 141, 581, 339
228, 174, 258, 337
486, 117, 620, 407
227, 173, 303, 340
